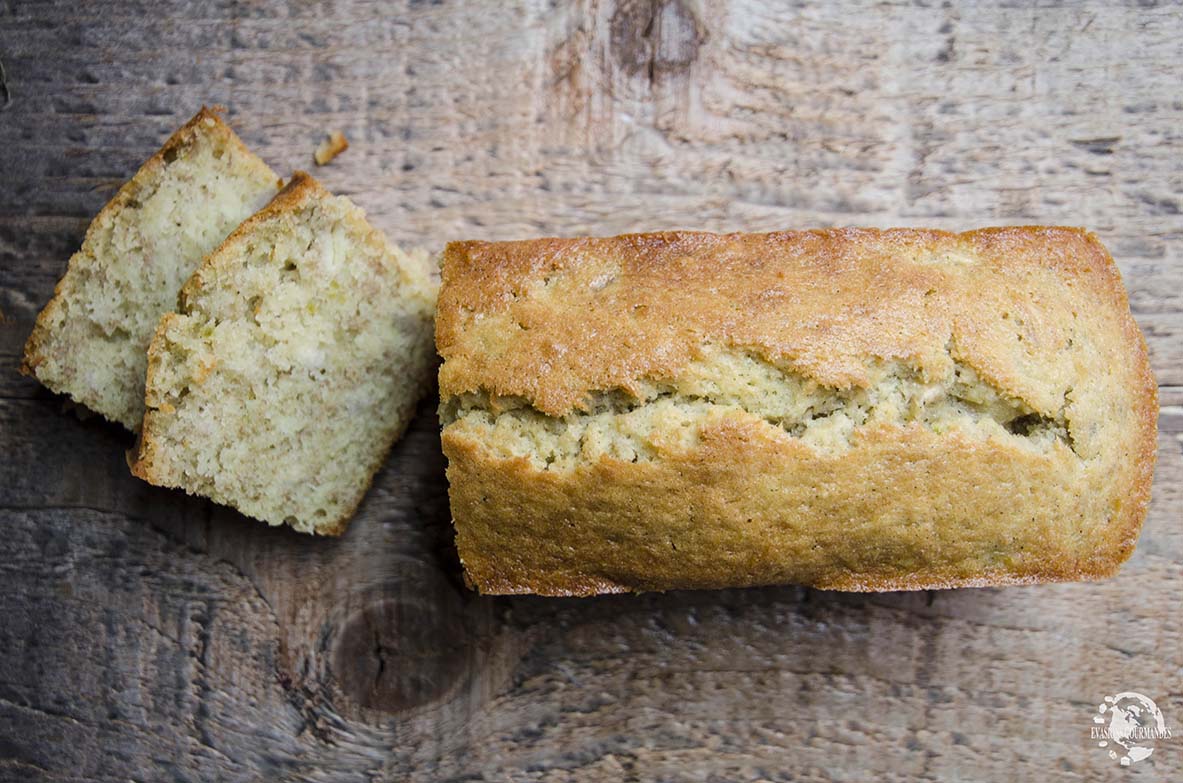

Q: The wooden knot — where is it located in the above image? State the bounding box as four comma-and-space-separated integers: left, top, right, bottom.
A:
610, 0, 704, 84
329, 575, 471, 713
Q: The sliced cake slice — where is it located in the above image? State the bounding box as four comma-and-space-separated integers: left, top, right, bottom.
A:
130, 172, 438, 535
22, 107, 280, 429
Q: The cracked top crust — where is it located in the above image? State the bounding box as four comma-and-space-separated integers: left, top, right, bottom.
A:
440, 228, 1134, 420
438, 228, 1158, 596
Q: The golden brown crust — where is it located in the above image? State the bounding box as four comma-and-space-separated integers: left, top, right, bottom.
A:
21, 106, 279, 429
438, 228, 1158, 596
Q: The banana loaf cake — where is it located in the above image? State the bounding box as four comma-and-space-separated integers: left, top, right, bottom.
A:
437, 228, 1158, 595
130, 172, 438, 535
22, 107, 279, 429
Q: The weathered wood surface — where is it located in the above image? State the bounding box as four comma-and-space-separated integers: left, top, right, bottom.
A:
1, 1, 1181, 780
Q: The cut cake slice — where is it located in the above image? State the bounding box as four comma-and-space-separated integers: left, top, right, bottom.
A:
22, 107, 280, 429
130, 172, 438, 535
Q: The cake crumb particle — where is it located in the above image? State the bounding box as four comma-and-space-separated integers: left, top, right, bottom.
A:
314, 131, 349, 166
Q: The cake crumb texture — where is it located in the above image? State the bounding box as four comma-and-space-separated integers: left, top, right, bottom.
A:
131, 172, 438, 535
22, 107, 280, 429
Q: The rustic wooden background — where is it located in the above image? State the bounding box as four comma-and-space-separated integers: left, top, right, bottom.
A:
1, 1, 1180, 781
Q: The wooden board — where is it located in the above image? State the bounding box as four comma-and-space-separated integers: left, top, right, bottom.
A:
1, 1, 1181, 780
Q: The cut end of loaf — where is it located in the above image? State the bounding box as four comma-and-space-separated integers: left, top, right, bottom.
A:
130, 172, 438, 536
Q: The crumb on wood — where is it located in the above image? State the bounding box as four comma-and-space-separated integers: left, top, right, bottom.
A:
314, 131, 349, 166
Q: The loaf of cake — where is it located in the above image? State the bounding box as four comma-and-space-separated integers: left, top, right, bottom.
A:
437, 228, 1158, 595
130, 172, 438, 535
22, 107, 279, 429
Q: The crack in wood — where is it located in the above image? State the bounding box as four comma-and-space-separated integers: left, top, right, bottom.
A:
0, 54, 10, 112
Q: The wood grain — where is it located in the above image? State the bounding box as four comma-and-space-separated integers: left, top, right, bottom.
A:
1, 1, 1181, 781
